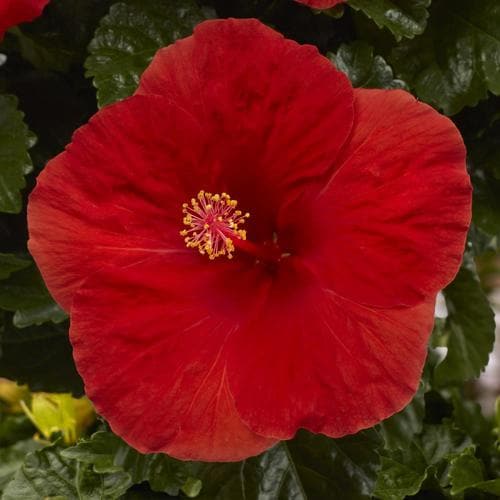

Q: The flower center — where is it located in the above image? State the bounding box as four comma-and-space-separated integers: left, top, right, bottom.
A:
181, 191, 250, 260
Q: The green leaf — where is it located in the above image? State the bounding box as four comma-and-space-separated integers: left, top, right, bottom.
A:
182, 477, 202, 498
66, 430, 381, 499
375, 423, 471, 500
0, 440, 44, 492
198, 429, 382, 499
391, 0, 500, 115
378, 350, 436, 451
419, 422, 471, 465
0, 95, 36, 214
62, 431, 196, 496
2, 444, 131, 500
378, 383, 425, 450
61, 432, 123, 473
477, 480, 500, 495
449, 448, 483, 495
0, 415, 35, 448
374, 450, 427, 500
0, 255, 30, 280
467, 224, 500, 257
11, 0, 115, 73
0, 319, 83, 396
85, 0, 212, 107
0, 265, 67, 327
329, 41, 406, 90
451, 392, 492, 450
449, 448, 500, 496
468, 108, 500, 251
472, 174, 500, 251
12, 303, 67, 329
434, 266, 495, 386
348, 0, 430, 40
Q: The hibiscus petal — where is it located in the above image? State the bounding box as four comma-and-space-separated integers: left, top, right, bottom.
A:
227, 258, 435, 439
28, 95, 208, 310
0, 0, 49, 40
137, 18, 354, 239
70, 256, 276, 461
289, 89, 471, 308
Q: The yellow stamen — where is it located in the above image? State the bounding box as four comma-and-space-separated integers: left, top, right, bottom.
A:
180, 191, 249, 259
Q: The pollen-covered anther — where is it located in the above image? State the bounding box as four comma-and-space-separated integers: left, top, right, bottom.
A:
180, 191, 249, 259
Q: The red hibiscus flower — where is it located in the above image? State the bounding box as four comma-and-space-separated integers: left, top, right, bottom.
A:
0, 0, 49, 40
296, 0, 346, 9
27, 18, 471, 462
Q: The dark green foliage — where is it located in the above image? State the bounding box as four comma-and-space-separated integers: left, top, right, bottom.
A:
60, 429, 381, 499
463, 98, 500, 252
62, 431, 199, 497
0, 96, 36, 214
448, 448, 500, 496
391, 0, 500, 115
0, 316, 83, 395
375, 422, 472, 500
0, 415, 35, 448
202, 430, 381, 499
434, 265, 496, 386
378, 384, 426, 451
0, 440, 43, 492
11, 0, 116, 73
330, 41, 406, 89
0, 264, 67, 327
349, 0, 430, 40
86, 0, 213, 107
0, 254, 30, 280
2, 444, 131, 500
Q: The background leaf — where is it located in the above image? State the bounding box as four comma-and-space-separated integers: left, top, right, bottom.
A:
0, 440, 43, 492
391, 0, 500, 115
198, 430, 382, 500
85, 0, 213, 107
449, 447, 500, 496
451, 393, 492, 451
0, 317, 83, 396
348, 0, 430, 40
63, 429, 381, 499
378, 384, 426, 451
10, 0, 115, 73
2, 444, 131, 500
0, 95, 36, 214
466, 103, 500, 250
0, 264, 67, 327
62, 431, 198, 497
434, 265, 496, 386
0, 415, 34, 449
330, 41, 406, 89
0, 255, 30, 280
375, 422, 471, 500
